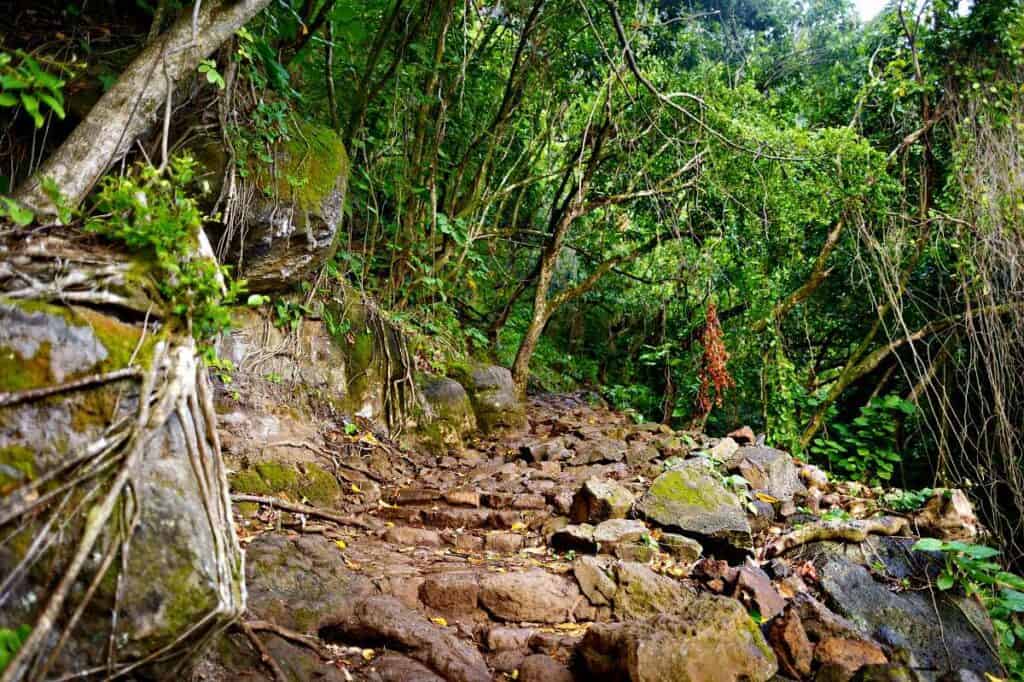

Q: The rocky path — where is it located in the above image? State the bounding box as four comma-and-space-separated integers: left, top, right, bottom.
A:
196, 392, 1003, 682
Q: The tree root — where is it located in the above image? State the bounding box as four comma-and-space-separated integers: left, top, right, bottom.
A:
239, 622, 289, 682
245, 620, 335, 660
231, 494, 382, 530
0, 367, 141, 408
764, 515, 909, 558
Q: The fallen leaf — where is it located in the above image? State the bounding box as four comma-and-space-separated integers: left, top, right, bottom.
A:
510, 522, 527, 532
350, 483, 362, 494
430, 617, 448, 627
335, 539, 347, 550
361, 649, 375, 661
754, 492, 780, 503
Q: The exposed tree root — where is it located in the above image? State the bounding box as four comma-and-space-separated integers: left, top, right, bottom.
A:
239, 622, 289, 682
764, 515, 910, 558
245, 620, 335, 660
231, 494, 382, 530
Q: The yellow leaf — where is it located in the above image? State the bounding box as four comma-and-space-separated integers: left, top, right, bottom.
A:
335, 539, 347, 550
984, 675, 1005, 682
754, 491, 779, 503
510, 522, 527, 532
351, 483, 362, 494
379, 500, 396, 509
555, 622, 579, 630
385, 521, 395, 528
430, 617, 448, 627
361, 649, 375, 661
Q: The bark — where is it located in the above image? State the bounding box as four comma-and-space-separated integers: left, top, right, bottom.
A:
15, 0, 273, 215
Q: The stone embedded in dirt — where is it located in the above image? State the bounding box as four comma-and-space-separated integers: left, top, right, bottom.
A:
455, 364, 527, 433
814, 636, 888, 677
728, 446, 806, 502
421, 376, 478, 454
748, 499, 776, 533
550, 523, 598, 553
486, 531, 524, 553
384, 526, 442, 548
518, 654, 575, 682
444, 488, 481, 507
394, 487, 443, 505
322, 595, 490, 682
578, 594, 778, 682
570, 477, 635, 523
915, 488, 979, 541
419, 572, 481, 615
574, 555, 618, 606
637, 462, 752, 550
479, 569, 582, 623
368, 652, 448, 682
612, 561, 694, 620
626, 442, 661, 469
422, 507, 493, 529
736, 559, 786, 620
727, 425, 756, 444
709, 436, 739, 462
512, 493, 548, 509
452, 532, 485, 551
659, 533, 703, 567
531, 460, 563, 476
633, 421, 672, 434
847, 664, 919, 681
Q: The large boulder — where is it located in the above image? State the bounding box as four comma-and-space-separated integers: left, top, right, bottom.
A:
637, 462, 752, 550
578, 594, 778, 681
217, 123, 349, 292
0, 294, 244, 678
452, 364, 526, 433
478, 570, 582, 623
419, 376, 477, 453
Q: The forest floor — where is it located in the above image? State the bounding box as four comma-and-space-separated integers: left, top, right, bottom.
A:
196, 392, 999, 682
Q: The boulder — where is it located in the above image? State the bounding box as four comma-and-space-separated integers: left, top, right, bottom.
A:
570, 478, 635, 524
454, 364, 526, 433
571, 437, 627, 465
727, 446, 806, 502
727, 426, 756, 444
914, 489, 979, 542
611, 561, 694, 620
479, 570, 582, 623
218, 123, 349, 292
637, 462, 752, 550
419, 572, 481, 615
420, 376, 477, 454
323, 595, 491, 682
578, 594, 778, 681
574, 556, 618, 606
659, 533, 703, 567
519, 654, 575, 682
0, 299, 244, 678
594, 519, 649, 550
709, 436, 739, 462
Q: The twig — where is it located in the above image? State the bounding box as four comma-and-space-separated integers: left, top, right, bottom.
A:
0, 367, 140, 408
245, 620, 334, 660
231, 494, 381, 530
764, 515, 909, 558
239, 622, 288, 682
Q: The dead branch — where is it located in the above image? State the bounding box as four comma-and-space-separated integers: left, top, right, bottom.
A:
764, 515, 909, 558
231, 494, 382, 530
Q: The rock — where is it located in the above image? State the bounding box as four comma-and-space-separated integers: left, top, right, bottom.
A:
368, 653, 447, 682
385, 526, 443, 547
850, 665, 919, 681
519, 654, 575, 682
421, 377, 478, 454
915, 489, 979, 542
800, 464, 830, 491
727, 426, 756, 444
571, 437, 627, 465
709, 436, 740, 462
815, 550, 1001, 678
728, 446, 806, 502
573, 556, 618, 606
578, 594, 778, 681
513, 493, 548, 509
769, 605, 814, 678
570, 478, 635, 523
419, 572, 481, 615
659, 533, 703, 567
612, 561, 693, 620
444, 488, 481, 507
201, 631, 351, 682
323, 595, 490, 682
637, 462, 752, 550
479, 570, 582, 623
736, 559, 786, 620
748, 499, 776, 533
626, 442, 660, 468
0, 300, 244, 678
487, 626, 535, 651
454, 364, 526, 433
244, 534, 376, 631
594, 518, 649, 550
222, 123, 349, 292
814, 636, 888, 678
487, 531, 524, 553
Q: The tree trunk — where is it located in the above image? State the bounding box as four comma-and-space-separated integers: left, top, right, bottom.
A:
15, 0, 272, 215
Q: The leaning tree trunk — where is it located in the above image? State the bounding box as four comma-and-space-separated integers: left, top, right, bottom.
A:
15, 0, 272, 215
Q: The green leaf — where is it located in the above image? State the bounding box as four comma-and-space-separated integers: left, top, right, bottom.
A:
0, 92, 17, 106
936, 571, 955, 591
38, 93, 65, 119
912, 538, 945, 552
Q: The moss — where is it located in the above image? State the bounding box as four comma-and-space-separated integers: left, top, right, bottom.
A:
230, 470, 273, 495
0, 445, 36, 492
70, 385, 120, 433
255, 462, 300, 492
0, 342, 52, 392
647, 468, 734, 511
236, 501, 259, 517
297, 464, 340, 505
161, 565, 217, 639
256, 123, 349, 213
70, 306, 154, 371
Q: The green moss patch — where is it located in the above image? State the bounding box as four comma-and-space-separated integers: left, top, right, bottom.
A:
257, 123, 349, 213
230, 461, 341, 507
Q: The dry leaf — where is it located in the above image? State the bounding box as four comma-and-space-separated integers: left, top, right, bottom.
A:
335, 539, 347, 550
430, 617, 448, 627
361, 649, 375, 661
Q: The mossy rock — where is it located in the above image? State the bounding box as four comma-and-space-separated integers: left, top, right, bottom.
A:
637, 461, 751, 550
449, 364, 525, 434
230, 460, 341, 507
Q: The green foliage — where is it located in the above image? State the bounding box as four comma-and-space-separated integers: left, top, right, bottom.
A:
197, 59, 225, 89
810, 395, 915, 485
0, 50, 68, 127
0, 625, 30, 673
913, 538, 1024, 677
883, 487, 934, 512
86, 155, 243, 341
